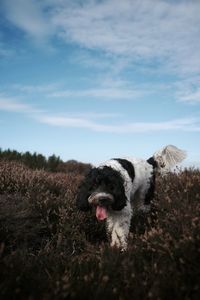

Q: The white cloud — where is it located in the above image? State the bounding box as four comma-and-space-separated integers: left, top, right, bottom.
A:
37, 114, 200, 133
2, 0, 52, 40
0, 96, 40, 114
65, 112, 122, 120
2, 0, 200, 76
179, 90, 200, 104
10, 81, 145, 101
1, 95, 200, 133
175, 76, 200, 104
49, 87, 143, 100
12, 83, 61, 94
50, 0, 200, 76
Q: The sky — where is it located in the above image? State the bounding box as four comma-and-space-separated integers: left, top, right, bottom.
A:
0, 0, 200, 167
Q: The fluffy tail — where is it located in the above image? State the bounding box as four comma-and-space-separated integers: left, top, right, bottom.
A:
148, 145, 187, 171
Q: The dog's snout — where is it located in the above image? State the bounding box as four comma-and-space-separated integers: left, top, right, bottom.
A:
88, 192, 114, 205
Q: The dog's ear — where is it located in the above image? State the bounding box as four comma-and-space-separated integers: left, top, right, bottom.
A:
76, 169, 97, 211
111, 190, 127, 211
76, 178, 91, 211
110, 174, 127, 211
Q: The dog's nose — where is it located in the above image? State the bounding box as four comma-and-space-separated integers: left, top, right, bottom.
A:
99, 197, 110, 206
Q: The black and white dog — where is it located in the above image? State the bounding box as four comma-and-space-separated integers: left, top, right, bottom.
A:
76, 145, 186, 250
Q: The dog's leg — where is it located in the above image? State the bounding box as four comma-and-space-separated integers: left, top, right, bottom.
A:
131, 189, 151, 214
135, 178, 154, 214
106, 202, 132, 250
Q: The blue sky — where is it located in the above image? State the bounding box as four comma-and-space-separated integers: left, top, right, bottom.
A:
0, 0, 200, 166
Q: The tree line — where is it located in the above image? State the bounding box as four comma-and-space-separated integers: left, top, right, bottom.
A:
0, 148, 91, 174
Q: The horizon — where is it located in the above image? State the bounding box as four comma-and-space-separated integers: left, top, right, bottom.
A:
0, 0, 200, 167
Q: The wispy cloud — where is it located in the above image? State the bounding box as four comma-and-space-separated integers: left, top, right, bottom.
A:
37, 114, 200, 133
2, 0, 200, 77
175, 76, 200, 104
49, 87, 143, 100
2, 0, 200, 108
10, 81, 146, 101
0, 95, 40, 114
179, 90, 200, 104
12, 83, 61, 94
50, 0, 200, 76
2, 0, 52, 41
1, 96, 200, 133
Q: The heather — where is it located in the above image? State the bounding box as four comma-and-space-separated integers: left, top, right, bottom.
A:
0, 160, 200, 300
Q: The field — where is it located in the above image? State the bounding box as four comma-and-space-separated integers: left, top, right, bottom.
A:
0, 160, 200, 300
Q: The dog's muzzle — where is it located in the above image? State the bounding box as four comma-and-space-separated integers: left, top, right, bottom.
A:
88, 192, 114, 206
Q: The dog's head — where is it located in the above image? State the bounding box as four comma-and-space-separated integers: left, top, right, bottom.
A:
76, 166, 127, 220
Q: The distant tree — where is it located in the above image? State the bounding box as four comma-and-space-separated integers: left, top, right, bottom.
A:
5, 149, 12, 160
36, 154, 47, 170
0, 148, 91, 174
22, 151, 34, 168
47, 154, 61, 172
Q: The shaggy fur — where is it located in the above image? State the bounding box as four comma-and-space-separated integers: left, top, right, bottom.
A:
76, 145, 186, 250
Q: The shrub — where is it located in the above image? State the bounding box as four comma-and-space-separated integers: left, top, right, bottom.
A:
0, 161, 200, 299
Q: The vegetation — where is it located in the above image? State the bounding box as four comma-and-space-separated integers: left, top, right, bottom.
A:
0, 157, 200, 299
0, 148, 91, 174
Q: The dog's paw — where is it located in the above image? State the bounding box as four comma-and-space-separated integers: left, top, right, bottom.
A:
110, 237, 127, 251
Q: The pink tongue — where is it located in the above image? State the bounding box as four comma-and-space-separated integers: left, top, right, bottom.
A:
96, 206, 107, 221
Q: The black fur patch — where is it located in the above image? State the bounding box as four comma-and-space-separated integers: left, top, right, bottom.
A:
145, 157, 156, 205
147, 156, 158, 169
144, 175, 155, 205
113, 158, 135, 182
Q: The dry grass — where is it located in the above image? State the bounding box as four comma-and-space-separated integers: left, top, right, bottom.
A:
0, 161, 200, 299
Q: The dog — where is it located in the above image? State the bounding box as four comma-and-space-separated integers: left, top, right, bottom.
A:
76, 145, 186, 250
